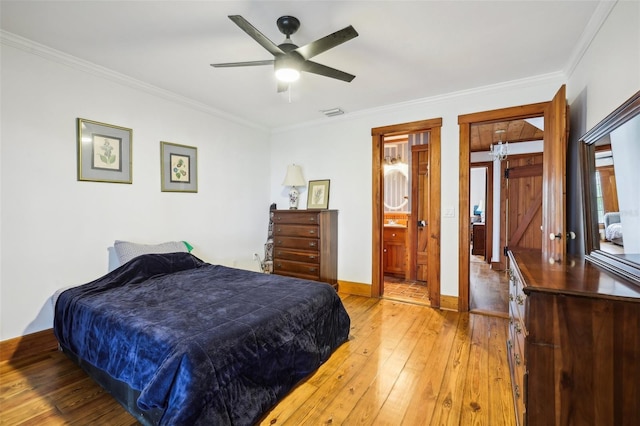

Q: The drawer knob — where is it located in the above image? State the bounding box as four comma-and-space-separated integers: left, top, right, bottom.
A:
308, 255, 316, 260
309, 267, 317, 272
392, 233, 396, 237
308, 217, 316, 222
309, 242, 316, 247
309, 230, 316, 235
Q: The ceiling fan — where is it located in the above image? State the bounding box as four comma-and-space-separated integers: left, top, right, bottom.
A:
211, 15, 358, 92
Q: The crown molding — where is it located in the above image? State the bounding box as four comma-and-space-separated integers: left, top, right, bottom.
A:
272, 71, 565, 134
0, 30, 267, 133
564, 0, 618, 78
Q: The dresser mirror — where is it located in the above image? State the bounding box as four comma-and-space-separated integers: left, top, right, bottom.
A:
581, 90, 640, 284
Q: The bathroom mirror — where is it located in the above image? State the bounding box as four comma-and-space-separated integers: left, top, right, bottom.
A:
581, 90, 640, 284
384, 165, 409, 211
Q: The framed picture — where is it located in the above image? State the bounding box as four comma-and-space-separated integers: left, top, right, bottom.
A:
307, 179, 330, 209
77, 118, 132, 183
160, 141, 198, 192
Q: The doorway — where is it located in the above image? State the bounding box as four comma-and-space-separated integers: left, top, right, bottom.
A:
371, 118, 442, 308
458, 85, 568, 312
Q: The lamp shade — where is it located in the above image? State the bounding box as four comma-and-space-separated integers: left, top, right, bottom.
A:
282, 164, 305, 187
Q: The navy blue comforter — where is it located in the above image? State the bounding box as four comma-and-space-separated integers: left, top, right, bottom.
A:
54, 253, 350, 425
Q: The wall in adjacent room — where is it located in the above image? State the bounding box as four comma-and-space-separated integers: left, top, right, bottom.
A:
1, 43, 271, 340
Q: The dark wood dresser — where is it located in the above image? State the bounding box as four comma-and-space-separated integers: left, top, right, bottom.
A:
472, 222, 485, 256
507, 249, 640, 426
272, 209, 338, 288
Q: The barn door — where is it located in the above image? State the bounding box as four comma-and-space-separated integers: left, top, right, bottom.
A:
505, 154, 544, 252
411, 145, 429, 282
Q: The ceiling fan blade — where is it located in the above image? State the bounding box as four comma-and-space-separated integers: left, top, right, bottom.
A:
302, 60, 356, 82
211, 60, 274, 68
294, 25, 358, 60
228, 15, 284, 57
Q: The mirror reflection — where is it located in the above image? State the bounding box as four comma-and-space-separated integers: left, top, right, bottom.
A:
582, 90, 640, 282
591, 114, 640, 256
383, 140, 410, 212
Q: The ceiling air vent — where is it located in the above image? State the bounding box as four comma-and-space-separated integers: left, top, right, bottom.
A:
321, 108, 344, 117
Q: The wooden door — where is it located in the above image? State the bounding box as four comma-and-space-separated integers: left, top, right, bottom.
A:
542, 85, 569, 261
505, 154, 544, 252
411, 145, 429, 281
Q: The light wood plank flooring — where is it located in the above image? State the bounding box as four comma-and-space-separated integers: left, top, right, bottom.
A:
0, 295, 515, 425
469, 254, 509, 317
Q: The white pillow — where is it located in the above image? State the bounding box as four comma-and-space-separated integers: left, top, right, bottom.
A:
113, 240, 191, 265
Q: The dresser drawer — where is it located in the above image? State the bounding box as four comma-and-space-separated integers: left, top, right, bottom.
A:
273, 211, 319, 224
383, 227, 406, 243
508, 262, 527, 325
274, 236, 319, 250
274, 248, 320, 264
274, 259, 320, 279
273, 224, 319, 238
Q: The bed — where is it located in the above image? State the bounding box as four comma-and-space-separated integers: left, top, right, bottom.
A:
604, 212, 624, 246
54, 252, 350, 425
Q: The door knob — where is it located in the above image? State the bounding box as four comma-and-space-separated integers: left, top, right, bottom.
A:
418, 220, 426, 227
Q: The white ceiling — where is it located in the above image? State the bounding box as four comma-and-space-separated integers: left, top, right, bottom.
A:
1, 0, 605, 130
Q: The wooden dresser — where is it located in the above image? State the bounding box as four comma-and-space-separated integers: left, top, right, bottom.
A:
507, 249, 640, 426
472, 222, 485, 256
272, 210, 338, 288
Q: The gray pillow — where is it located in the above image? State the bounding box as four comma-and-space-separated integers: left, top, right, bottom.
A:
114, 240, 191, 265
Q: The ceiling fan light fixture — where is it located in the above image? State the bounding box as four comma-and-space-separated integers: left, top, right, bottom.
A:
275, 67, 300, 82
275, 57, 300, 82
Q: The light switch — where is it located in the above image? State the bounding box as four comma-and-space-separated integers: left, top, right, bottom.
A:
443, 206, 455, 218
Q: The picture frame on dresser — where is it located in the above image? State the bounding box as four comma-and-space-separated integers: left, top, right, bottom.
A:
307, 179, 330, 209
160, 141, 198, 193
77, 118, 132, 184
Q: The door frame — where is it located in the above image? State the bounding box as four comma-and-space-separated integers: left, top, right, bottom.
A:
372, 118, 442, 307
458, 102, 548, 312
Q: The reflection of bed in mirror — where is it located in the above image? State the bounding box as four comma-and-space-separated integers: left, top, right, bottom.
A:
603, 212, 623, 245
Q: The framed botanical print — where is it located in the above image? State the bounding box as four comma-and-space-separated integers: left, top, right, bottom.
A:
160, 141, 198, 192
307, 179, 330, 209
77, 118, 132, 183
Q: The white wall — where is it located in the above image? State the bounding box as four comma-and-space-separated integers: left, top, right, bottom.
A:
2, 0, 636, 340
269, 77, 565, 295
469, 168, 486, 218
566, 0, 640, 254
269, 0, 638, 298
1, 43, 271, 340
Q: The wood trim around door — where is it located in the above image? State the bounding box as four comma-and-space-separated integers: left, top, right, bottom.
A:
372, 118, 442, 307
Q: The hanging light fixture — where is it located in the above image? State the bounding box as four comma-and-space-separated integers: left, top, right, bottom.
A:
489, 129, 508, 161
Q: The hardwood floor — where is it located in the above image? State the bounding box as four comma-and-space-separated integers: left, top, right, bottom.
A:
0, 295, 515, 425
469, 253, 509, 317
